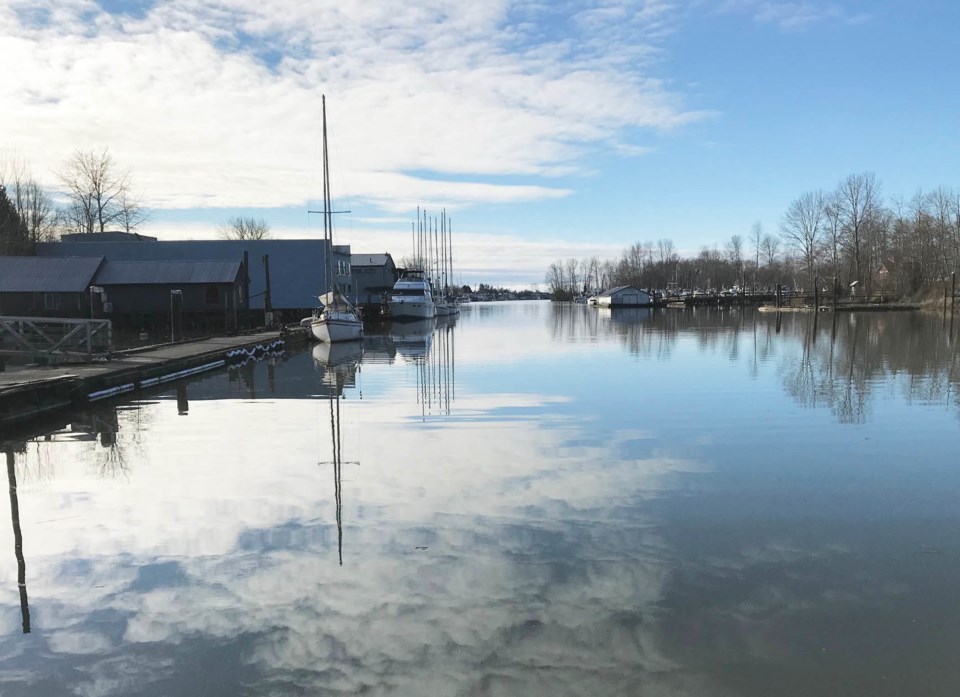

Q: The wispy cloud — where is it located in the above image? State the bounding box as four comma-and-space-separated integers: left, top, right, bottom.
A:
710, 0, 870, 31
0, 0, 706, 213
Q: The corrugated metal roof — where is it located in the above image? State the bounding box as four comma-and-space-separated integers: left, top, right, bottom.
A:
351, 253, 393, 267
37, 239, 331, 310
94, 260, 242, 285
0, 256, 103, 292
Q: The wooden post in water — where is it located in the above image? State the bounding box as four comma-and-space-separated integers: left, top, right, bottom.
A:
242, 251, 251, 329
952, 272, 956, 314
263, 254, 273, 327
776, 283, 782, 308
833, 277, 838, 312
814, 276, 819, 310
6, 450, 30, 634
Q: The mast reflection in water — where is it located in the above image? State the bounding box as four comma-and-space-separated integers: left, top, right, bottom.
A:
311, 341, 362, 566
3, 304, 960, 696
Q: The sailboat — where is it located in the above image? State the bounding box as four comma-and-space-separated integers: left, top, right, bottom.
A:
434, 212, 459, 317
310, 95, 364, 343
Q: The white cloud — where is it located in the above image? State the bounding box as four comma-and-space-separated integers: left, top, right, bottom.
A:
0, 0, 706, 212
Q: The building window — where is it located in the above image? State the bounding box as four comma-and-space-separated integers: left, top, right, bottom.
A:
205, 285, 220, 305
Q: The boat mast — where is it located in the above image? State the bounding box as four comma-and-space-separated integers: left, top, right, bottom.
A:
322, 95, 334, 296
441, 209, 447, 300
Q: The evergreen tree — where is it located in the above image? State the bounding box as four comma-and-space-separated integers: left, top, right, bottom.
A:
0, 185, 32, 254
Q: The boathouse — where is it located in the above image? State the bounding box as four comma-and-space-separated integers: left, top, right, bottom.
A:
595, 285, 652, 308
0, 256, 104, 316
36, 235, 353, 323
92, 259, 244, 323
351, 252, 398, 314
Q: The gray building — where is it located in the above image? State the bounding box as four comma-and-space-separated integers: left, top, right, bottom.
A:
94, 259, 243, 317
0, 256, 103, 316
596, 286, 653, 308
0, 255, 247, 331
37, 236, 352, 319
351, 252, 398, 312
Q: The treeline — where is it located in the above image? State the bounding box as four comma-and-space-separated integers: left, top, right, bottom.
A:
546, 172, 960, 297
0, 149, 147, 255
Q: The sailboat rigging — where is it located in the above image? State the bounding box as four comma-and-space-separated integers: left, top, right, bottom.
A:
309, 95, 364, 343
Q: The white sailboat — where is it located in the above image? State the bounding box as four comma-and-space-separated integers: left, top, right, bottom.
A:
310, 95, 363, 343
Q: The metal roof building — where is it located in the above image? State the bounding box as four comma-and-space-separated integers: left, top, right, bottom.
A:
37, 238, 347, 312
94, 260, 242, 285
596, 285, 653, 308
0, 256, 104, 292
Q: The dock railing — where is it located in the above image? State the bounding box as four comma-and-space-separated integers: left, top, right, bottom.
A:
0, 316, 113, 363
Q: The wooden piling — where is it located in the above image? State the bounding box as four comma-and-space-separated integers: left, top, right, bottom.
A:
952, 272, 956, 315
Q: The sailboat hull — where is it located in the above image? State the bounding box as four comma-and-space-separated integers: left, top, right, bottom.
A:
311, 314, 363, 343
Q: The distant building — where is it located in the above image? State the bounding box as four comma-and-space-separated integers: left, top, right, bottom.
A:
37, 237, 352, 321
61, 231, 158, 242
595, 285, 653, 308
351, 252, 398, 313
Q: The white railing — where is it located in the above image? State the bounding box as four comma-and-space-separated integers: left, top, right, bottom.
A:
0, 316, 112, 362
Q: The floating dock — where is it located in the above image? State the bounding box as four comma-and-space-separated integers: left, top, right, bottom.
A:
0, 328, 308, 429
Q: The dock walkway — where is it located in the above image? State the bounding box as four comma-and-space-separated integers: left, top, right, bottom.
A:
0, 330, 304, 428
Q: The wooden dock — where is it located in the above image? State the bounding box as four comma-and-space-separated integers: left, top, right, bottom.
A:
0, 328, 308, 429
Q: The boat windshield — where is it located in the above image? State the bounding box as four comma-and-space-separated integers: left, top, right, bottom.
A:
393, 288, 430, 297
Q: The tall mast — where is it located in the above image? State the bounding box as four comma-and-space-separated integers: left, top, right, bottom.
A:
322, 95, 333, 295
441, 209, 447, 299
433, 215, 439, 294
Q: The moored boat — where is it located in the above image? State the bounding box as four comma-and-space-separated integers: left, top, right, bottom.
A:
308, 95, 363, 343
387, 271, 436, 320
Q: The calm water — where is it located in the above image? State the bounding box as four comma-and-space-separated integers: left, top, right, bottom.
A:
3, 302, 960, 696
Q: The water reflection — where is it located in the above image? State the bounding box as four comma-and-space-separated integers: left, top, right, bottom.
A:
312, 342, 363, 566
547, 303, 960, 423
4, 449, 29, 634
1, 304, 960, 695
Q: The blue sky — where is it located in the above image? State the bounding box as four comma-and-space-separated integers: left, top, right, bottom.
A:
1, 1, 957, 286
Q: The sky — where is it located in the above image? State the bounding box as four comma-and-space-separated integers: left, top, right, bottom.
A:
1, 0, 958, 287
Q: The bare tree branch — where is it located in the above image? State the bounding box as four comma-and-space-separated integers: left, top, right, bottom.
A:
217, 216, 272, 240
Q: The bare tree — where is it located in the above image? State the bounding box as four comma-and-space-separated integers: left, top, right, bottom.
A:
823, 191, 844, 282
761, 234, 780, 267
0, 155, 57, 244
116, 190, 150, 234
750, 220, 763, 290
217, 216, 272, 240
837, 172, 880, 285
726, 234, 743, 287
780, 190, 824, 289
57, 149, 144, 235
